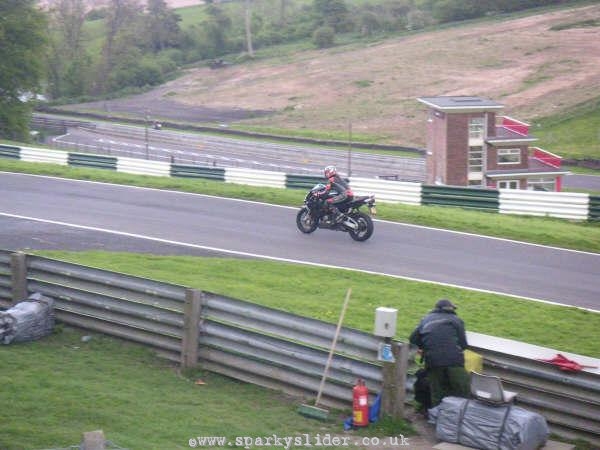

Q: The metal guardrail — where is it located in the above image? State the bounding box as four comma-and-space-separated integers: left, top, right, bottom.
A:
0, 252, 11, 308
422, 185, 500, 210
2, 143, 598, 221
471, 344, 600, 445
170, 164, 226, 181
351, 177, 422, 205
20, 146, 68, 165
4, 251, 387, 409
499, 189, 590, 220
225, 167, 287, 189
286, 174, 324, 190
68, 153, 117, 170
2, 249, 600, 445
589, 195, 600, 221
117, 156, 171, 177
0, 144, 20, 159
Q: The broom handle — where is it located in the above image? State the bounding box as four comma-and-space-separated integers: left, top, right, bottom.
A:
315, 288, 352, 406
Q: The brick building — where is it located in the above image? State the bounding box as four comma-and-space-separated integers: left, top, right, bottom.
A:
417, 96, 568, 191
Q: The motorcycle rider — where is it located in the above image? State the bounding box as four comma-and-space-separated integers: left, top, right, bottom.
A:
319, 166, 353, 223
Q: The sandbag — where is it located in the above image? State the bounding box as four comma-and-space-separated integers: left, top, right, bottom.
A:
428, 396, 549, 450
0, 293, 55, 344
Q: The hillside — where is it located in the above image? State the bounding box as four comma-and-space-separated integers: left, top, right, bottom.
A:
65, 3, 600, 150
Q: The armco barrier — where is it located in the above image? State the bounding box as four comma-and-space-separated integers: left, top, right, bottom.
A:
170, 164, 225, 181
422, 185, 500, 210
225, 167, 286, 188
499, 190, 589, 220
5, 251, 390, 410
285, 174, 324, 190
68, 153, 117, 170
2, 250, 600, 443
350, 177, 422, 205
117, 156, 170, 177
0, 252, 11, 308
590, 196, 600, 221
0, 144, 20, 159
19, 147, 68, 165
2, 142, 599, 221
467, 332, 600, 446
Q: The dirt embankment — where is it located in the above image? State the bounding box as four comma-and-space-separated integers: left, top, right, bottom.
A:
66, 4, 600, 148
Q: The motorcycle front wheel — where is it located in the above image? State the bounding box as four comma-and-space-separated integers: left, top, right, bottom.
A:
296, 207, 318, 234
349, 212, 374, 241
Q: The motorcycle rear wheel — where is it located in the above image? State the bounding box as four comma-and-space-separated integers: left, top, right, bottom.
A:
349, 212, 374, 241
296, 207, 318, 234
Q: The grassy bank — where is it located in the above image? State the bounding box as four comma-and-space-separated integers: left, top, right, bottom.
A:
534, 96, 600, 160
34, 250, 600, 359
2, 326, 400, 450
1, 158, 599, 253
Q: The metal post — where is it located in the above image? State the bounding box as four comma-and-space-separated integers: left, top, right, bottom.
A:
181, 288, 203, 369
381, 340, 408, 419
10, 252, 27, 305
347, 121, 352, 177
144, 112, 150, 160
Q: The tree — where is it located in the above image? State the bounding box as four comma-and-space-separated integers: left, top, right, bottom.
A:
145, 0, 182, 52
244, 0, 255, 57
0, 0, 48, 140
47, 0, 90, 99
312, 25, 335, 48
313, 0, 350, 32
96, 0, 144, 94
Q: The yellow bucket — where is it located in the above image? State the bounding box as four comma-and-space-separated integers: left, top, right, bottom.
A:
464, 349, 483, 373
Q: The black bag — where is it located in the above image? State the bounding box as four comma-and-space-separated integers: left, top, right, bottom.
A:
414, 368, 431, 411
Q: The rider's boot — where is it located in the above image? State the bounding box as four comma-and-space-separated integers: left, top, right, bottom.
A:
331, 206, 345, 224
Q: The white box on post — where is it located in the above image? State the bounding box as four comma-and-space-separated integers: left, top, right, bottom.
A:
374, 307, 397, 338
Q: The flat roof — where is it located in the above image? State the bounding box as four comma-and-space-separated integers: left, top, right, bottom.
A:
417, 96, 504, 112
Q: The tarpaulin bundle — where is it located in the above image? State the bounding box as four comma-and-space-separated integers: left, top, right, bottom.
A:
538, 354, 598, 372
0, 293, 55, 344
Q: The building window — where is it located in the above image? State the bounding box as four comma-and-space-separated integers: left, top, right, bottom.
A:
468, 146, 483, 181
528, 177, 556, 191
498, 180, 520, 189
469, 117, 485, 140
498, 148, 521, 164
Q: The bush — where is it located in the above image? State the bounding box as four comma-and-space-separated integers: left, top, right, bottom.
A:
312, 26, 335, 48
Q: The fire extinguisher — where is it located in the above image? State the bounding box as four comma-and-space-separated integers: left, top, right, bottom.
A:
352, 378, 369, 427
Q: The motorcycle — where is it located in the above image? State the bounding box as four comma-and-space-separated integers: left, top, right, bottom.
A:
296, 183, 376, 241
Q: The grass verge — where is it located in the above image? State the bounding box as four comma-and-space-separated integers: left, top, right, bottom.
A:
33, 250, 600, 359
0, 326, 385, 450
1, 158, 599, 253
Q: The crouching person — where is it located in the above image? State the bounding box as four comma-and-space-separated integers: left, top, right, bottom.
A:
409, 299, 470, 408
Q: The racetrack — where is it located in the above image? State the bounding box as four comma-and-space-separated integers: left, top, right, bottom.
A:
1, 172, 599, 311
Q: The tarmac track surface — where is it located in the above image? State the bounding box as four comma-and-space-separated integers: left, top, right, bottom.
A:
1, 172, 599, 311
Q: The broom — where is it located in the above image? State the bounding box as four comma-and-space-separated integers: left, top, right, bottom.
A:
298, 287, 352, 420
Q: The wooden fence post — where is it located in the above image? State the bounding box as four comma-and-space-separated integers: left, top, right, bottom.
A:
181, 288, 203, 369
381, 340, 408, 419
10, 252, 27, 305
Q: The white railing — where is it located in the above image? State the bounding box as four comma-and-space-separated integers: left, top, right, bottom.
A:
350, 177, 422, 205
116, 157, 171, 177
225, 167, 286, 189
499, 190, 589, 220
19, 147, 68, 165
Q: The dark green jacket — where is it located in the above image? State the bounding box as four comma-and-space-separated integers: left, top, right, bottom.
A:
409, 309, 468, 369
